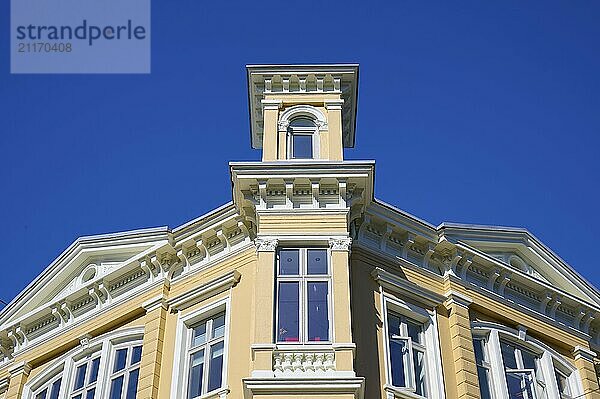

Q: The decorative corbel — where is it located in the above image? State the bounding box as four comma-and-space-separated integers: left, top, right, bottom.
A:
540, 290, 553, 315
311, 179, 320, 208
549, 294, 562, 319
255, 238, 278, 252
60, 301, 74, 323
582, 311, 596, 334
285, 180, 294, 209
575, 306, 588, 330
381, 224, 393, 253
338, 179, 347, 208
423, 242, 436, 269
79, 334, 93, 351
51, 305, 68, 326
88, 285, 103, 308
216, 229, 229, 251
459, 254, 473, 280
329, 237, 352, 252
258, 180, 267, 209
401, 232, 416, 259
497, 271, 512, 296
176, 249, 189, 272
196, 239, 209, 262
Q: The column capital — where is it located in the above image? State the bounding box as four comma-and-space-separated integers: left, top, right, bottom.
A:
255, 238, 278, 252
142, 295, 169, 313
444, 290, 473, 309
573, 345, 597, 362
324, 99, 344, 110
261, 99, 283, 110
0, 377, 9, 393
329, 237, 352, 252
8, 361, 31, 377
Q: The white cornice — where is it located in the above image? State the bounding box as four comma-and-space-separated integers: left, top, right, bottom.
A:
167, 270, 241, 312
371, 267, 445, 308
243, 376, 364, 399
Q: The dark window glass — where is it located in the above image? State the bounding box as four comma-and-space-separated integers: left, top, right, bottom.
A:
307, 249, 327, 275
506, 371, 535, 399
36, 388, 48, 399
207, 342, 224, 392
389, 337, 407, 387
413, 350, 427, 396
307, 282, 329, 341
387, 313, 401, 336
73, 395, 82, 399
279, 250, 299, 275
290, 118, 315, 127
212, 313, 226, 339
501, 341, 518, 369
131, 346, 142, 365
85, 388, 95, 399
188, 350, 204, 399
125, 368, 139, 399
277, 282, 299, 342
49, 379, 61, 399
192, 322, 207, 347
292, 134, 313, 159
406, 319, 422, 344
74, 363, 87, 390
89, 358, 100, 383
521, 349, 537, 370
114, 348, 128, 372
109, 376, 124, 399
473, 339, 493, 399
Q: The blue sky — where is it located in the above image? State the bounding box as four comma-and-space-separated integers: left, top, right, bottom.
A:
0, 1, 599, 304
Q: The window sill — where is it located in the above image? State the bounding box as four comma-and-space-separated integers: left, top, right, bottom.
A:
195, 387, 229, 399
384, 385, 426, 399
275, 342, 333, 350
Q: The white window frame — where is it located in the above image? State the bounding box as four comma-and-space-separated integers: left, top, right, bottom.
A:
473, 323, 584, 399
22, 327, 144, 399
275, 248, 333, 344
32, 371, 63, 399
381, 294, 445, 399
287, 119, 319, 160
472, 334, 495, 399
70, 352, 102, 399
171, 298, 230, 399
106, 340, 143, 399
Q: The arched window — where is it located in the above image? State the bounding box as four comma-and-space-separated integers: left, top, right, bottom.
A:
288, 117, 318, 159
23, 328, 143, 399
472, 323, 582, 399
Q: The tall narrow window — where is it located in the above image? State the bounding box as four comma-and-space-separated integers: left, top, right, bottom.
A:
187, 312, 226, 398
554, 366, 573, 399
288, 118, 317, 159
34, 375, 62, 399
71, 355, 101, 399
473, 338, 493, 399
108, 343, 142, 399
276, 248, 330, 343
386, 311, 428, 397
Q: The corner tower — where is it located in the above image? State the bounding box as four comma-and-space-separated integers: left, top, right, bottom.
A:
247, 64, 359, 161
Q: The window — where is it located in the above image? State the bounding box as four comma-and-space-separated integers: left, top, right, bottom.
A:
288, 118, 317, 159
24, 328, 144, 399
34, 375, 62, 399
387, 312, 428, 396
186, 312, 226, 398
276, 248, 330, 343
473, 338, 494, 399
71, 355, 100, 399
107, 343, 142, 399
473, 325, 581, 399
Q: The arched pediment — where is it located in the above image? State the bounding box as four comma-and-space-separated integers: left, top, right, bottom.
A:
277, 105, 328, 131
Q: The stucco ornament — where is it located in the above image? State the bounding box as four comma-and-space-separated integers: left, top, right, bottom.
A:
255, 238, 279, 252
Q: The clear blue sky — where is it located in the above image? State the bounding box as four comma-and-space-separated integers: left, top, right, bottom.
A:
1, 1, 599, 304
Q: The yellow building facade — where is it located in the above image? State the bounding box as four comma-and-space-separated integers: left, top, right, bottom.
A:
0, 64, 599, 399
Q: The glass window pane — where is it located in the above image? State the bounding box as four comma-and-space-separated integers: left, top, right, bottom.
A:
207, 342, 224, 392
73, 395, 82, 399
290, 118, 315, 127
390, 337, 407, 387
387, 313, 401, 336
49, 379, 61, 399
212, 313, 226, 339
413, 349, 427, 397
279, 250, 299, 275
307, 249, 327, 275
506, 371, 536, 399
74, 363, 87, 390
406, 319, 423, 344
555, 368, 571, 395
36, 388, 48, 399
188, 350, 205, 399
89, 358, 100, 383
131, 346, 142, 365
277, 282, 299, 342
125, 368, 139, 399
473, 339, 485, 365
307, 282, 329, 341
477, 365, 493, 399
114, 348, 128, 372
521, 348, 537, 370
501, 340, 518, 370
192, 322, 207, 347
85, 388, 95, 399
292, 134, 313, 159
109, 376, 124, 399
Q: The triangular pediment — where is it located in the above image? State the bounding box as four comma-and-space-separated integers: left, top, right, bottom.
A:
0, 228, 171, 329
438, 223, 600, 306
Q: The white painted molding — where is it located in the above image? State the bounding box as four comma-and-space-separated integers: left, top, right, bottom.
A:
0, 376, 9, 393
168, 270, 241, 312
243, 377, 365, 399
8, 360, 31, 376
261, 99, 282, 110
142, 295, 168, 313
324, 99, 344, 110
371, 267, 445, 307
329, 237, 352, 252
278, 105, 328, 132
443, 290, 473, 309
254, 238, 278, 252
573, 345, 597, 362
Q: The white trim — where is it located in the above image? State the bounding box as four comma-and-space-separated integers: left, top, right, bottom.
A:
242, 376, 365, 399
170, 297, 231, 399
168, 271, 240, 312
380, 294, 446, 399
278, 105, 328, 132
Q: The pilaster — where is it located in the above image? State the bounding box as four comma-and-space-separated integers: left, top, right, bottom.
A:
330, 238, 354, 372
324, 99, 344, 161
573, 346, 600, 399
136, 287, 169, 399
443, 290, 480, 399
5, 362, 31, 399
261, 99, 282, 161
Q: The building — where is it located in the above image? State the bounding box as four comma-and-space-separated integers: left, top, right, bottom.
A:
0, 64, 599, 399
